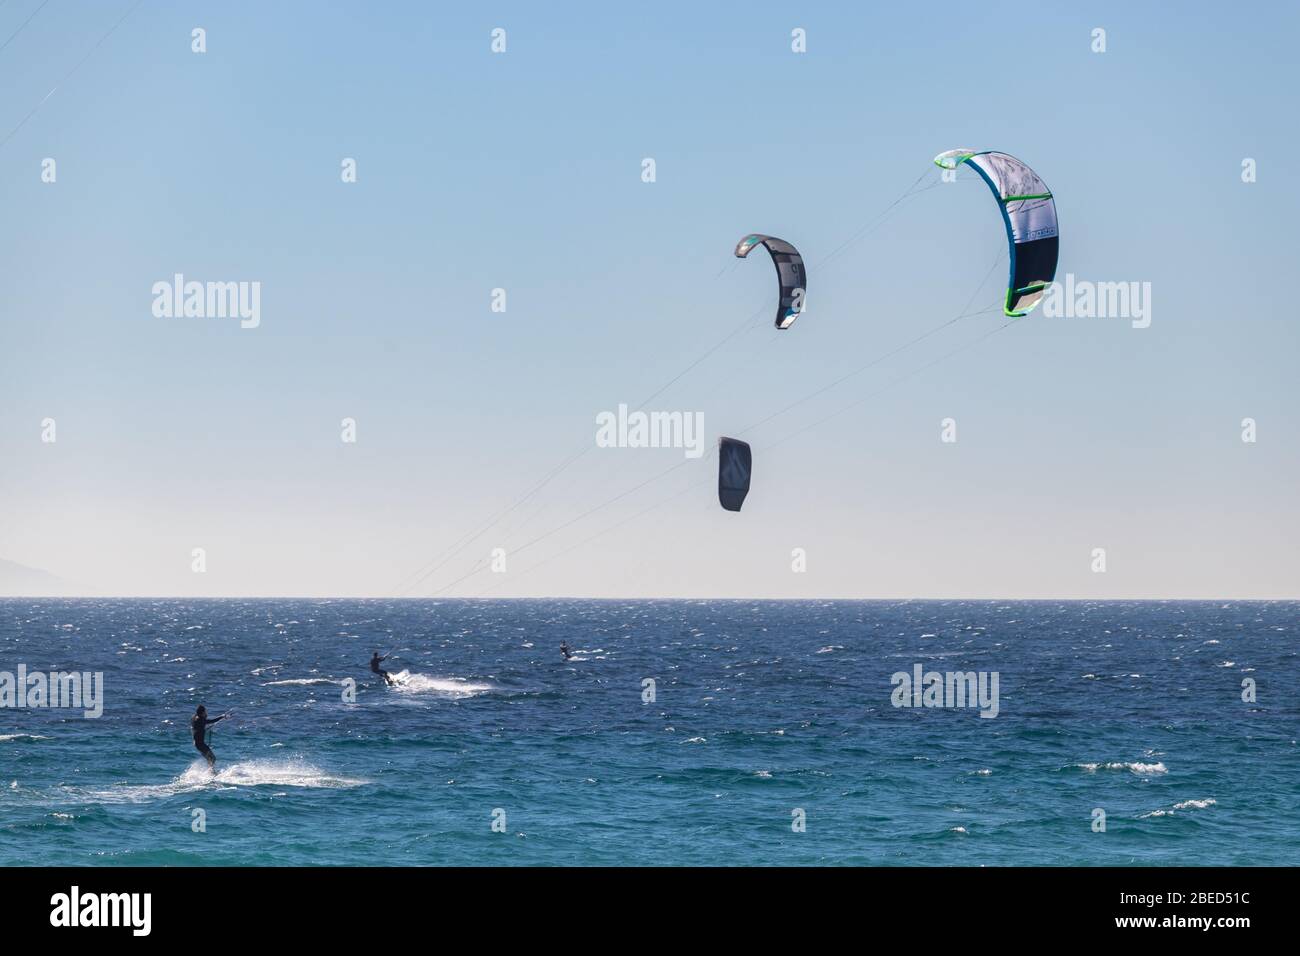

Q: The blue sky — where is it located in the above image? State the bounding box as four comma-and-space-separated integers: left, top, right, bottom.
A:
2, 0, 1297, 597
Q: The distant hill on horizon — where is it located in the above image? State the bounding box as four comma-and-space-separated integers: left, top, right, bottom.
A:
0, 557, 85, 597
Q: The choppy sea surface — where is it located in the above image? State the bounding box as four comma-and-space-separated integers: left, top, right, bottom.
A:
0, 599, 1295, 866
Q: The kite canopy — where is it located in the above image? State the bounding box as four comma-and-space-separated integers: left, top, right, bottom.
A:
934, 149, 1058, 317
717, 437, 752, 512
735, 234, 807, 329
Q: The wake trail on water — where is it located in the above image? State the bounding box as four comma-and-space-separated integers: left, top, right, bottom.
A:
263, 677, 346, 687
67, 758, 368, 804
388, 669, 493, 698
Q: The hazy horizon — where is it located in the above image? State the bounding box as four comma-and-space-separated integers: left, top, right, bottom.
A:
2, 553, 1296, 603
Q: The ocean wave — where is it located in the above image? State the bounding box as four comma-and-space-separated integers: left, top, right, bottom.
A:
1077, 761, 1167, 775
1140, 798, 1215, 819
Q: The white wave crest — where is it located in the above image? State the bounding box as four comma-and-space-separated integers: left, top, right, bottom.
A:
1077, 761, 1167, 775
1140, 798, 1215, 819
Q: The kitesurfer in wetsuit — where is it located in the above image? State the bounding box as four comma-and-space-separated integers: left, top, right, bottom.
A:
560, 642, 572, 661
370, 651, 394, 686
191, 705, 227, 769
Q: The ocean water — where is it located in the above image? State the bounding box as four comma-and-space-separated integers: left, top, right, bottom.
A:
0, 598, 1295, 866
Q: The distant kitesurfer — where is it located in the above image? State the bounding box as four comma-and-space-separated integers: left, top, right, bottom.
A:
560, 642, 572, 661
370, 651, 395, 686
191, 705, 227, 769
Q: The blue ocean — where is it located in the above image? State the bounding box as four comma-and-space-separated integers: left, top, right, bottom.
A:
1, 599, 1294, 866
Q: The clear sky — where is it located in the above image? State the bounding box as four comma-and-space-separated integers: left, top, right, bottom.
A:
2, 0, 1297, 598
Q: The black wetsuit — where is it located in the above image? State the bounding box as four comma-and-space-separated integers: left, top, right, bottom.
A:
370, 655, 394, 686
191, 713, 224, 767
560, 644, 572, 660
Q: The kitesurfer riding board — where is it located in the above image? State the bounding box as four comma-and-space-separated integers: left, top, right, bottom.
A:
191, 705, 228, 771
370, 651, 395, 686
